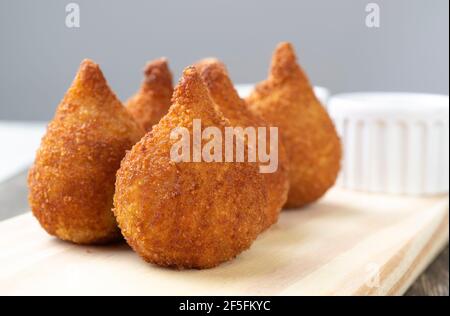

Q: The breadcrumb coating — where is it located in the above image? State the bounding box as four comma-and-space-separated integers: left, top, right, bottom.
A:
28, 59, 145, 244
114, 67, 267, 269
126, 58, 173, 132
246, 42, 342, 208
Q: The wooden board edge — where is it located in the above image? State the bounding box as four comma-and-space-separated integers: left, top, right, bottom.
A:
390, 210, 449, 295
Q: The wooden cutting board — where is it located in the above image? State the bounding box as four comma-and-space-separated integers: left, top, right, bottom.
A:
0, 188, 448, 296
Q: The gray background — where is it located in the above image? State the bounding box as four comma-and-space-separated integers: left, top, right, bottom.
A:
0, 0, 448, 121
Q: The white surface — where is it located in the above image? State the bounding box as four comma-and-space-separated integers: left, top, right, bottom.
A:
0, 121, 46, 183
236, 84, 330, 107
328, 92, 450, 196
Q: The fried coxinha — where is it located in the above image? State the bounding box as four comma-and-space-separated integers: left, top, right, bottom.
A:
246, 42, 342, 208
28, 59, 144, 244
113, 67, 268, 269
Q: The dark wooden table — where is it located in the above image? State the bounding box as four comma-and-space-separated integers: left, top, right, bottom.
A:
1, 170, 448, 296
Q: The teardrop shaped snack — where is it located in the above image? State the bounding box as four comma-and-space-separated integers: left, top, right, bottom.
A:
28, 59, 145, 244
246, 42, 342, 208
114, 67, 267, 269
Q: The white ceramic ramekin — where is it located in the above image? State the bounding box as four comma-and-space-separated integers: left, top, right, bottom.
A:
329, 92, 449, 196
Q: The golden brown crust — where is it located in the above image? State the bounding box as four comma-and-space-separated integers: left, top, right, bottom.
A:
126, 58, 173, 132
246, 42, 342, 208
28, 59, 145, 244
114, 67, 267, 269
195, 58, 289, 229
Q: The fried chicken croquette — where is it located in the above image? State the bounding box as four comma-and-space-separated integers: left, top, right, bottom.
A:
126, 58, 173, 131
28, 59, 145, 244
194, 58, 289, 230
246, 42, 342, 208
113, 67, 267, 269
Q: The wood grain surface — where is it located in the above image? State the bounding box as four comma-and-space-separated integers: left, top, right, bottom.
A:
0, 171, 448, 296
